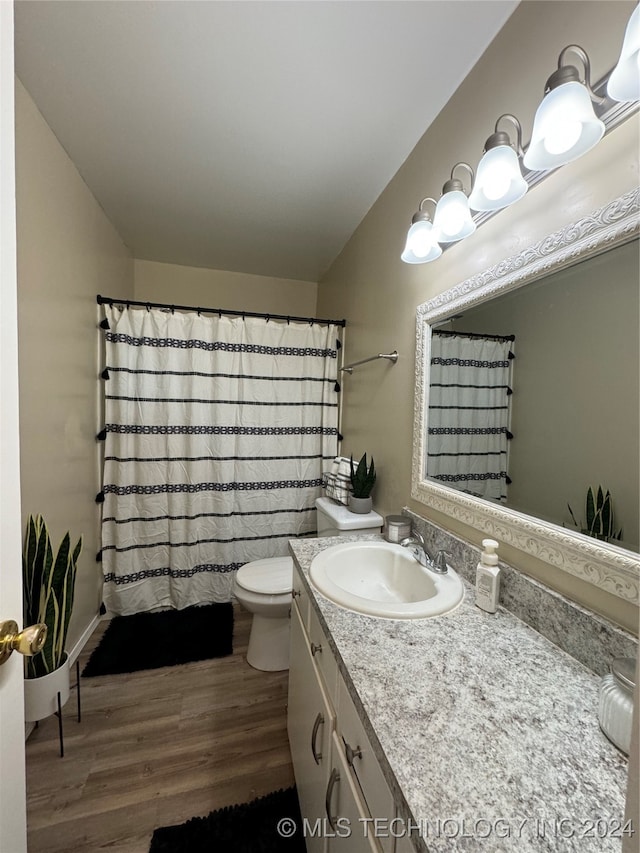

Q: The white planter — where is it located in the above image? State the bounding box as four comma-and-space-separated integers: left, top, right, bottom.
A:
24, 654, 70, 723
348, 495, 373, 514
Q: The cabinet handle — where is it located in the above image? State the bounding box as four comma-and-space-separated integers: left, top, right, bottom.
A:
311, 712, 324, 764
344, 739, 363, 767
292, 589, 301, 598
325, 768, 340, 832
310, 642, 322, 657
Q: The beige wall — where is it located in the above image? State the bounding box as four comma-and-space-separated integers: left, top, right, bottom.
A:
15, 79, 134, 651
134, 259, 318, 317
317, 1, 639, 632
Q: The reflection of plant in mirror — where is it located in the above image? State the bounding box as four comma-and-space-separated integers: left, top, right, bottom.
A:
567, 486, 623, 543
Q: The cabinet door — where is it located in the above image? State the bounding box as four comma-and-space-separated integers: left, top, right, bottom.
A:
336, 679, 395, 853
288, 604, 334, 853
326, 732, 381, 853
292, 562, 310, 628
308, 600, 338, 703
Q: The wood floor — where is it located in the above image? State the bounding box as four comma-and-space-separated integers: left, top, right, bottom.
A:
25, 605, 294, 853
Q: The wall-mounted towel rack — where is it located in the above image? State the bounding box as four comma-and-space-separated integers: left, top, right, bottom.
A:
340, 351, 398, 374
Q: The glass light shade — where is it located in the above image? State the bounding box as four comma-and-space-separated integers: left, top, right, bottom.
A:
607, 5, 640, 102
432, 191, 476, 243
523, 81, 605, 171
469, 145, 528, 211
401, 220, 442, 264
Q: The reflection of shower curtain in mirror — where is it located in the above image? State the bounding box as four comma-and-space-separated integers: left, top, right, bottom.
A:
428, 331, 514, 501
99, 305, 339, 616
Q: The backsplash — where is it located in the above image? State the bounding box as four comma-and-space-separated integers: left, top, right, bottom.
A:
403, 508, 638, 677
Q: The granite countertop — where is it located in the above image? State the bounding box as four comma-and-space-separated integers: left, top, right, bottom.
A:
289, 535, 630, 853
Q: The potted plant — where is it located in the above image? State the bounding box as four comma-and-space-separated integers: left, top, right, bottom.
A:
567, 486, 623, 543
348, 453, 376, 514
23, 515, 82, 722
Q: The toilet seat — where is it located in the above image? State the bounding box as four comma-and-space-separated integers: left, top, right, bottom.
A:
235, 557, 293, 595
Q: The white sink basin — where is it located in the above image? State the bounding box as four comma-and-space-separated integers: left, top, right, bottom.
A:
309, 541, 464, 619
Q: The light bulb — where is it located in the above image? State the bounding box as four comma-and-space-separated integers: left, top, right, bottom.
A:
543, 118, 582, 155
481, 163, 512, 201
607, 4, 640, 102
439, 207, 464, 237
469, 143, 528, 212
523, 81, 604, 171
433, 189, 476, 243
401, 216, 442, 264
407, 221, 435, 258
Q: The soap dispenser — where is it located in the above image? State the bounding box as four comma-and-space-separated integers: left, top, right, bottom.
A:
475, 539, 500, 613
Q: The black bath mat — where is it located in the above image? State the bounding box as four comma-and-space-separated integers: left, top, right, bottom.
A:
149, 787, 305, 853
82, 602, 233, 676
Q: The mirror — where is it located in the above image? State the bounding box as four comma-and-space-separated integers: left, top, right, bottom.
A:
412, 188, 639, 605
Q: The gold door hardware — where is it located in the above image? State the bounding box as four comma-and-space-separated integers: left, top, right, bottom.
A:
0, 620, 47, 666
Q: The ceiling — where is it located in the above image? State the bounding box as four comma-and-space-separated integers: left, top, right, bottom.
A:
14, 1, 518, 282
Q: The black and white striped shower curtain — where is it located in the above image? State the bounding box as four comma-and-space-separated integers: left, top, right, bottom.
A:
427, 331, 514, 502
99, 305, 339, 615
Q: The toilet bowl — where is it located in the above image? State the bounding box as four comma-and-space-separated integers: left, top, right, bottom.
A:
234, 498, 383, 671
234, 557, 293, 672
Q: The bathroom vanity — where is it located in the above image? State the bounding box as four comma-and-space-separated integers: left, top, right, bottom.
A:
289, 549, 396, 853
287, 534, 631, 853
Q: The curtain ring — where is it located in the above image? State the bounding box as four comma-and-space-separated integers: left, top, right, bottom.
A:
287, 316, 290, 325
171, 305, 175, 314
197, 308, 201, 316
218, 309, 222, 318
145, 303, 150, 312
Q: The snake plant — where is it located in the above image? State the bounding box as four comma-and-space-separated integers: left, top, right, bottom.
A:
350, 453, 376, 498
567, 486, 623, 543
23, 515, 82, 679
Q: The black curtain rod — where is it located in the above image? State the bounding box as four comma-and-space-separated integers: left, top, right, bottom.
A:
433, 329, 515, 343
97, 294, 346, 328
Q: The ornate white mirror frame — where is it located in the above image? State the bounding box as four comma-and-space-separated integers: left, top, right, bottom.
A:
412, 187, 640, 604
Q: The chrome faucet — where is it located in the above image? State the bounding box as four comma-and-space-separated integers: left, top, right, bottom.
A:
400, 530, 450, 574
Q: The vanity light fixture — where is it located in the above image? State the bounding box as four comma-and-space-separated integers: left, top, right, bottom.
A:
432, 163, 476, 243
607, 4, 640, 102
523, 45, 605, 171
401, 10, 640, 266
468, 115, 528, 212
401, 197, 442, 264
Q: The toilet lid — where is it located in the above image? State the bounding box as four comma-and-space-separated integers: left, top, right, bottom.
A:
236, 557, 293, 594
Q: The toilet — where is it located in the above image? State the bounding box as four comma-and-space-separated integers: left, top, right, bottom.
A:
233, 497, 383, 671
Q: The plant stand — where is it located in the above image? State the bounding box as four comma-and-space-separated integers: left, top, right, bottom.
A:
29, 659, 82, 758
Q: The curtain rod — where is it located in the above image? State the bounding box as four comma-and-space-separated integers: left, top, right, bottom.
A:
96, 294, 346, 328
433, 329, 515, 343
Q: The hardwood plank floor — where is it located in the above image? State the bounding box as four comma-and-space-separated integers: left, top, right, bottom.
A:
25, 605, 294, 853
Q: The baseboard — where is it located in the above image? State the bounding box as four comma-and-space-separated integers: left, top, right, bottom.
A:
68, 613, 101, 667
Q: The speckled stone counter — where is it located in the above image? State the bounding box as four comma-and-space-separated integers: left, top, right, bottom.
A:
289, 535, 631, 853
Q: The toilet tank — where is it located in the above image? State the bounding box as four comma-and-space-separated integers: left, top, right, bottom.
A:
315, 497, 383, 537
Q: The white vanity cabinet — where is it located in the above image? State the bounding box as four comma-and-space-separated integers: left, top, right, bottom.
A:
288, 563, 396, 853
288, 603, 334, 853
335, 678, 394, 853
325, 731, 381, 853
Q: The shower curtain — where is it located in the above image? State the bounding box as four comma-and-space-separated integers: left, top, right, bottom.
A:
99, 305, 339, 615
427, 331, 514, 502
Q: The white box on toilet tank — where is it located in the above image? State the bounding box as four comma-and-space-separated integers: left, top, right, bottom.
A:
315, 497, 383, 537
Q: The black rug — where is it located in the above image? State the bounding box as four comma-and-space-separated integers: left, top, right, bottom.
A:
149, 787, 305, 853
82, 603, 234, 677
